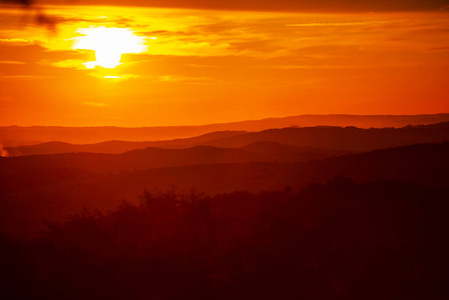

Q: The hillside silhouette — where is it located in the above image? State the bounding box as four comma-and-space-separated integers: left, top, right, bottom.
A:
1, 179, 447, 300
1, 141, 448, 237
0, 143, 347, 192
2, 113, 449, 146
202, 122, 449, 151
4, 121, 449, 156
4, 131, 248, 156
1, 122, 448, 299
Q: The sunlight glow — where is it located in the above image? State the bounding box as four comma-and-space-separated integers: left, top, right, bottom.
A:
73, 26, 148, 69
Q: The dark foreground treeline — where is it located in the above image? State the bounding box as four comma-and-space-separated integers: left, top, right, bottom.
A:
1, 178, 448, 300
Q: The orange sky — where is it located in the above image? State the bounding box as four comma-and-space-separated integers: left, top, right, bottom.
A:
0, 3, 448, 126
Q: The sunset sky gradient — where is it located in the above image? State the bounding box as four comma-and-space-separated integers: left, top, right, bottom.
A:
0, 1, 448, 126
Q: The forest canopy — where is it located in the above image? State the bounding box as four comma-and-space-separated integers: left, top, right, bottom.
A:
1, 178, 447, 299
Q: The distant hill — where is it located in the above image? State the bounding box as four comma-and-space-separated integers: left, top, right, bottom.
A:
5, 122, 449, 156
0, 143, 347, 195
0, 142, 448, 237
4, 131, 248, 156
2, 113, 449, 146
96, 142, 449, 194
202, 122, 449, 151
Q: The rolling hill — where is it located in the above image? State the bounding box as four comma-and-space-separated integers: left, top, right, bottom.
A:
0, 141, 448, 237
0, 143, 348, 195
4, 131, 248, 156
2, 113, 449, 146
5, 121, 449, 156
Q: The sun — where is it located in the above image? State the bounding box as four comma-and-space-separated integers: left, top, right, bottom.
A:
73, 26, 148, 69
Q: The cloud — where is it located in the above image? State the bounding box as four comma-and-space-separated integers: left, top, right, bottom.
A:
271, 64, 367, 70
0, 60, 26, 64
156, 75, 216, 84
0, 38, 33, 44
427, 46, 449, 51
148, 39, 232, 57
87, 73, 141, 80
286, 21, 391, 27
187, 63, 219, 68
71, 0, 449, 12
45, 59, 87, 70
2, 5, 449, 89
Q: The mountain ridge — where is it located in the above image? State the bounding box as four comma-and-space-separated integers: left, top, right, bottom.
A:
2, 113, 449, 146
5, 121, 449, 156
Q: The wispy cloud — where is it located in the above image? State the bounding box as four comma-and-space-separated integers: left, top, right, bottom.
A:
0, 60, 26, 64
45, 59, 86, 70
156, 75, 215, 83
87, 73, 141, 80
271, 64, 367, 70
286, 20, 391, 27
0, 38, 33, 44
427, 46, 449, 51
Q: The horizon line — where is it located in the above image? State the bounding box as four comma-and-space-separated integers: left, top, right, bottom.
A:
1, 112, 449, 129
